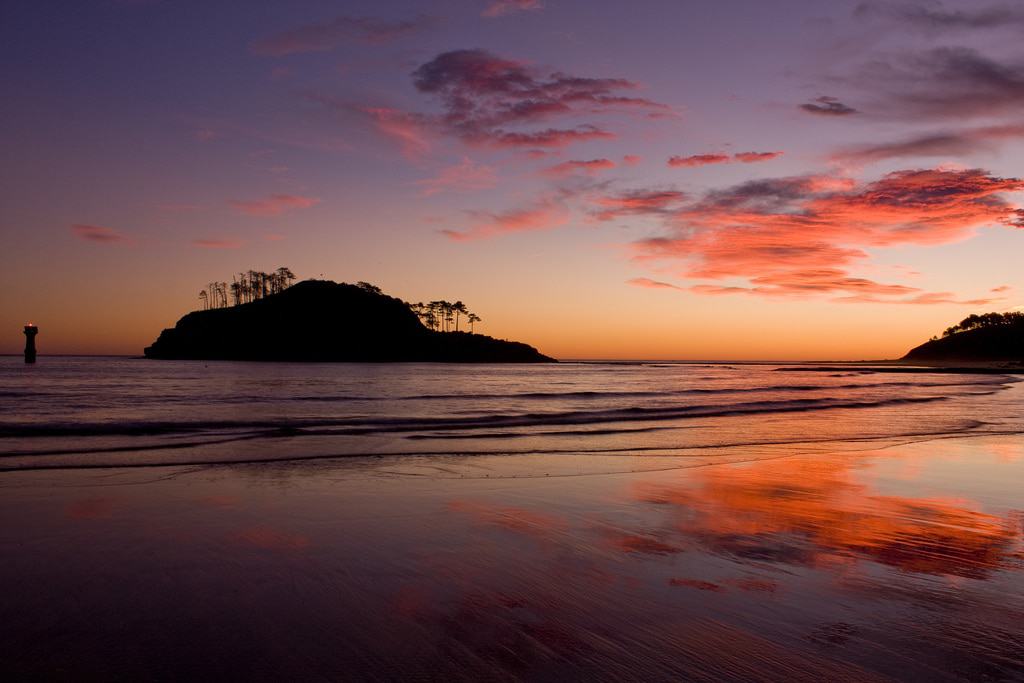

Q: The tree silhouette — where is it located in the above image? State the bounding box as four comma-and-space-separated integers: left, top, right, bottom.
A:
196, 267, 297, 310
453, 301, 467, 331
467, 313, 481, 333
941, 311, 1024, 337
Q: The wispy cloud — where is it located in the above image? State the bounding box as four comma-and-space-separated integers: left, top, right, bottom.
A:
228, 194, 320, 216
627, 277, 684, 291
854, 47, 1024, 121
482, 0, 543, 18
415, 157, 497, 196
70, 224, 131, 244
443, 196, 569, 241
542, 158, 616, 177
251, 14, 434, 56
855, 1, 1024, 32
831, 124, 1024, 164
192, 238, 244, 249
360, 106, 434, 159
593, 190, 687, 221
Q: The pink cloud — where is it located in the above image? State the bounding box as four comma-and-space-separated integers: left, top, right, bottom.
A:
228, 194, 320, 217
734, 151, 783, 163
415, 157, 497, 196
362, 106, 433, 158
482, 0, 543, 17
542, 158, 616, 177
668, 151, 783, 168
192, 239, 244, 249
70, 224, 130, 244
627, 168, 1023, 302
593, 190, 687, 221
668, 153, 729, 168
627, 277, 684, 291
622, 154, 642, 166
991, 285, 1012, 293
443, 197, 569, 241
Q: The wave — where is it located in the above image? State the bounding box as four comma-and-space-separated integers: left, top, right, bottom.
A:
36, 377, 999, 407
0, 393, 984, 443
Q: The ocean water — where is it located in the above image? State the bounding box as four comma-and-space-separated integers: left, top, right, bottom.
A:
1, 357, 1021, 471
2, 357, 1023, 680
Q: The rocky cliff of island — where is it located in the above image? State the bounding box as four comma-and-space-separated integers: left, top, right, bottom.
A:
144, 280, 555, 362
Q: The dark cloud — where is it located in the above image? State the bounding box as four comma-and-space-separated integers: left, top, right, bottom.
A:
855, 1, 1024, 31
251, 14, 434, 56
800, 96, 859, 116
832, 124, 1024, 163
70, 224, 130, 244
410, 49, 668, 148
858, 47, 1024, 120
489, 125, 615, 148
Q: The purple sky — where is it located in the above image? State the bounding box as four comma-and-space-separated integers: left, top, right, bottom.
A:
2, 0, 1023, 358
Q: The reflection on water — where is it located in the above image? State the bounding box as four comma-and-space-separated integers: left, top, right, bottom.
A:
1, 433, 1022, 680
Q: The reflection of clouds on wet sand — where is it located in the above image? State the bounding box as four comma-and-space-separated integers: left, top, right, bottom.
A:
633, 457, 1021, 578
446, 499, 567, 540
65, 497, 114, 520
227, 525, 310, 551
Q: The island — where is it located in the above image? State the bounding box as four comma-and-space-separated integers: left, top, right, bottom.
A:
144, 278, 555, 362
903, 312, 1024, 363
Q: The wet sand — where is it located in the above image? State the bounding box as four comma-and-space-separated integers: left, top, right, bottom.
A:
1, 435, 1022, 681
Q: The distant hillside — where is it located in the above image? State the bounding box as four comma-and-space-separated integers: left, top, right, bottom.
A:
144, 280, 554, 362
904, 312, 1024, 362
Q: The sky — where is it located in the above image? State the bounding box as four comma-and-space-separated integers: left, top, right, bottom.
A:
2, 0, 1023, 359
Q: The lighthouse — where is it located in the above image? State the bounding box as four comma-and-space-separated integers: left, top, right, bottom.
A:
24, 324, 37, 363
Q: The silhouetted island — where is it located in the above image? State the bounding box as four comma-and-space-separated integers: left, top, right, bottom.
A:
144, 280, 555, 362
903, 312, 1023, 362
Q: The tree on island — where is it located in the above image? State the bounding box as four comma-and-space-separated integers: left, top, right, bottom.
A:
941, 311, 1024, 338
406, 299, 482, 334
194, 272, 486, 335
198, 267, 297, 310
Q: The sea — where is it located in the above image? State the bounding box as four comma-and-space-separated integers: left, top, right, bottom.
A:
2, 357, 1023, 680
1, 356, 1021, 471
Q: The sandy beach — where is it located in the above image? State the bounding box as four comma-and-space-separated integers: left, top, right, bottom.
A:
3, 431, 1021, 681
